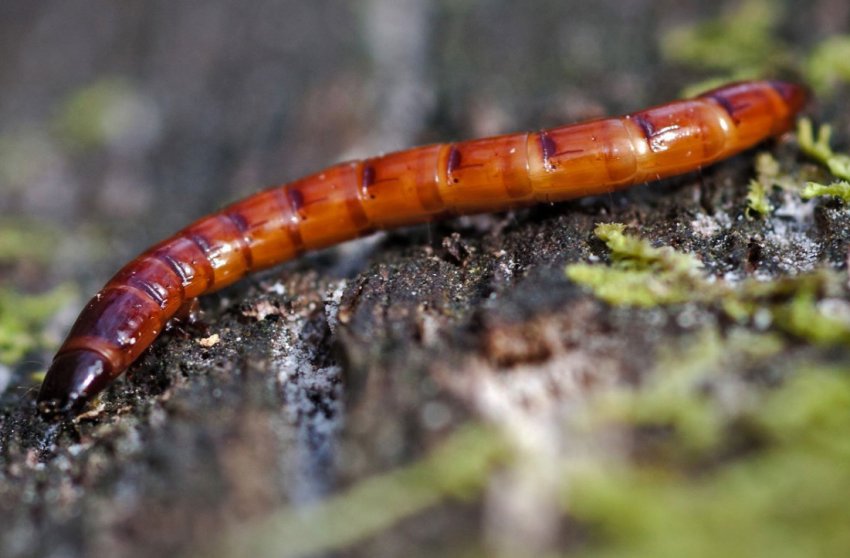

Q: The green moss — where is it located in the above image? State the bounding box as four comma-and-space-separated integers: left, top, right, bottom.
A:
562, 252, 850, 555
0, 218, 62, 264
745, 151, 806, 216
569, 364, 850, 558
745, 152, 785, 217
802, 181, 850, 203
54, 77, 138, 152
206, 424, 508, 558
593, 223, 703, 274
567, 225, 850, 346
566, 224, 709, 307
757, 366, 850, 454
797, 118, 850, 182
662, 3, 850, 99
796, 118, 850, 203
564, 266, 698, 307
566, 223, 712, 307
660, 0, 788, 76
772, 287, 850, 346
0, 284, 76, 365
596, 328, 786, 461
805, 35, 850, 94
746, 178, 772, 216
596, 329, 779, 457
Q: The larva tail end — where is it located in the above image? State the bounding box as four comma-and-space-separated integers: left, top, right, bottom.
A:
37, 350, 114, 417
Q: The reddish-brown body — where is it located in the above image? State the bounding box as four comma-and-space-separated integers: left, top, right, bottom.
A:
37, 80, 807, 415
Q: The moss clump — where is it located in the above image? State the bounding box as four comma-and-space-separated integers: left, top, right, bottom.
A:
568, 362, 850, 558
206, 424, 508, 558
745, 152, 786, 217
591, 223, 703, 275
567, 225, 850, 347
746, 177, 772, 216
594, 328, 785, 458
772, 287, 850, 346
797, 118, 850, 203
806, 35, 850, 94
662, 1, 850, 97
565, 223, 709, 307
797, 118, 850, 180
560, 264, 850, 556
801, 181, 850, 203
660, 0, 788, 78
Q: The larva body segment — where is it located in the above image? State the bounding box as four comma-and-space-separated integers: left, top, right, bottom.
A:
37, 80, 807, 416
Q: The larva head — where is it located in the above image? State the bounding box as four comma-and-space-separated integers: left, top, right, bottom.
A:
698, 80, 808, 148
767, 80, 809, 119
37, 350, 114, 417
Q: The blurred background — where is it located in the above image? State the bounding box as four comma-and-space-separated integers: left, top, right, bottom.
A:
1, 1, 850, 557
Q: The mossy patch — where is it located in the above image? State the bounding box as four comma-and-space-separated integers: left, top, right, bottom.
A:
206, 423, 508, 558
802, 181, 850, 203
797, 118, 850, 203
746, 176, 772, 216
567, 224, 850, 347
806, 35, 850, 94
592, 327, 784, 458
745, 152, 786, 217
568, 360, 850, 558
661, 0, 850, 97
565, 223, 708, 307
661, 0, 788, 79
797, 118, 850, 182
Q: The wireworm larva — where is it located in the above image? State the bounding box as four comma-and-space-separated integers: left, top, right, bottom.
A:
37, 80, 808, 416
